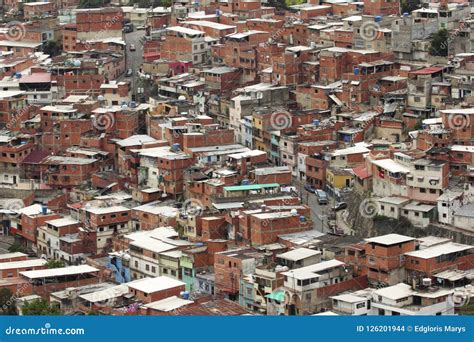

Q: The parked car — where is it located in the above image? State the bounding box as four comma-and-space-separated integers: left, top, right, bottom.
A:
334, 202, 347, 211
129, 44, 136, 51
316, 189, 328, 205
123, 23, 134, 33
304, 184, 316, 193
126, 68, 133, 77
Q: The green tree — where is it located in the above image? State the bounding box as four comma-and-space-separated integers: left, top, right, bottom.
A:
128, 0, 170, 7
285, 0, 305, 6
8, 243, 26, 254
22, 299, 60, 316
42, 41, 61, 57
429, 29, 449, 57
45, 259, 65, 269
413, 119, 423, 131
78, 0, 107, 8
267, 0, 288, 10
0, 288, 17, 315
401, 0, 421, 14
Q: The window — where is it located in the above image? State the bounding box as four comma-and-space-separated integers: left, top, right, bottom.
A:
396, 297, 409, 303
356, 302, 365, 309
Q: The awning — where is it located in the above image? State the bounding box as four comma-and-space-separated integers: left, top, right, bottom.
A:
265, 290, 285, 302
329, 94, 343, 106
213, 202, 244, 210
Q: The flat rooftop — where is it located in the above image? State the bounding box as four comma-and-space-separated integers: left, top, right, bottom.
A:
127, 276, 185, 294
365, 234, 415, 246
20, 265, 98, 279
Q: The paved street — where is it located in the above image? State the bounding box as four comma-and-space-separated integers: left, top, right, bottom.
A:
0, 235, 14, 253
294, 179, 335, 234
122, 29, 146, 97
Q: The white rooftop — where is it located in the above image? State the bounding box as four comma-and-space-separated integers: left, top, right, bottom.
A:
0, 258, 46, 271
84, 205, 129, 215
0, 252, 27, 260
20, 265, 98, 279
45, 216, 79, 227
184, 20, 235, 31
130, 237, 175, 254
79, 284, 129, 303
374, 283, 413, 300
371, 159, 410, 173
404, 242, 472, 259
277, 248, 321, 261
365, 234, 415, 246
166, 26, 205, 35
133, 202, 179, 217
440, 108, 474, 115
144, 295, 193, 311
116, 135, 157, 147
282, 259, 345, 280
451, 145, 474, 153
127, 276, 185, 294
330, 293, 367, 303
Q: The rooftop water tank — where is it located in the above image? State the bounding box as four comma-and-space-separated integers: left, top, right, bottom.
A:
374, 16, 382, 23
